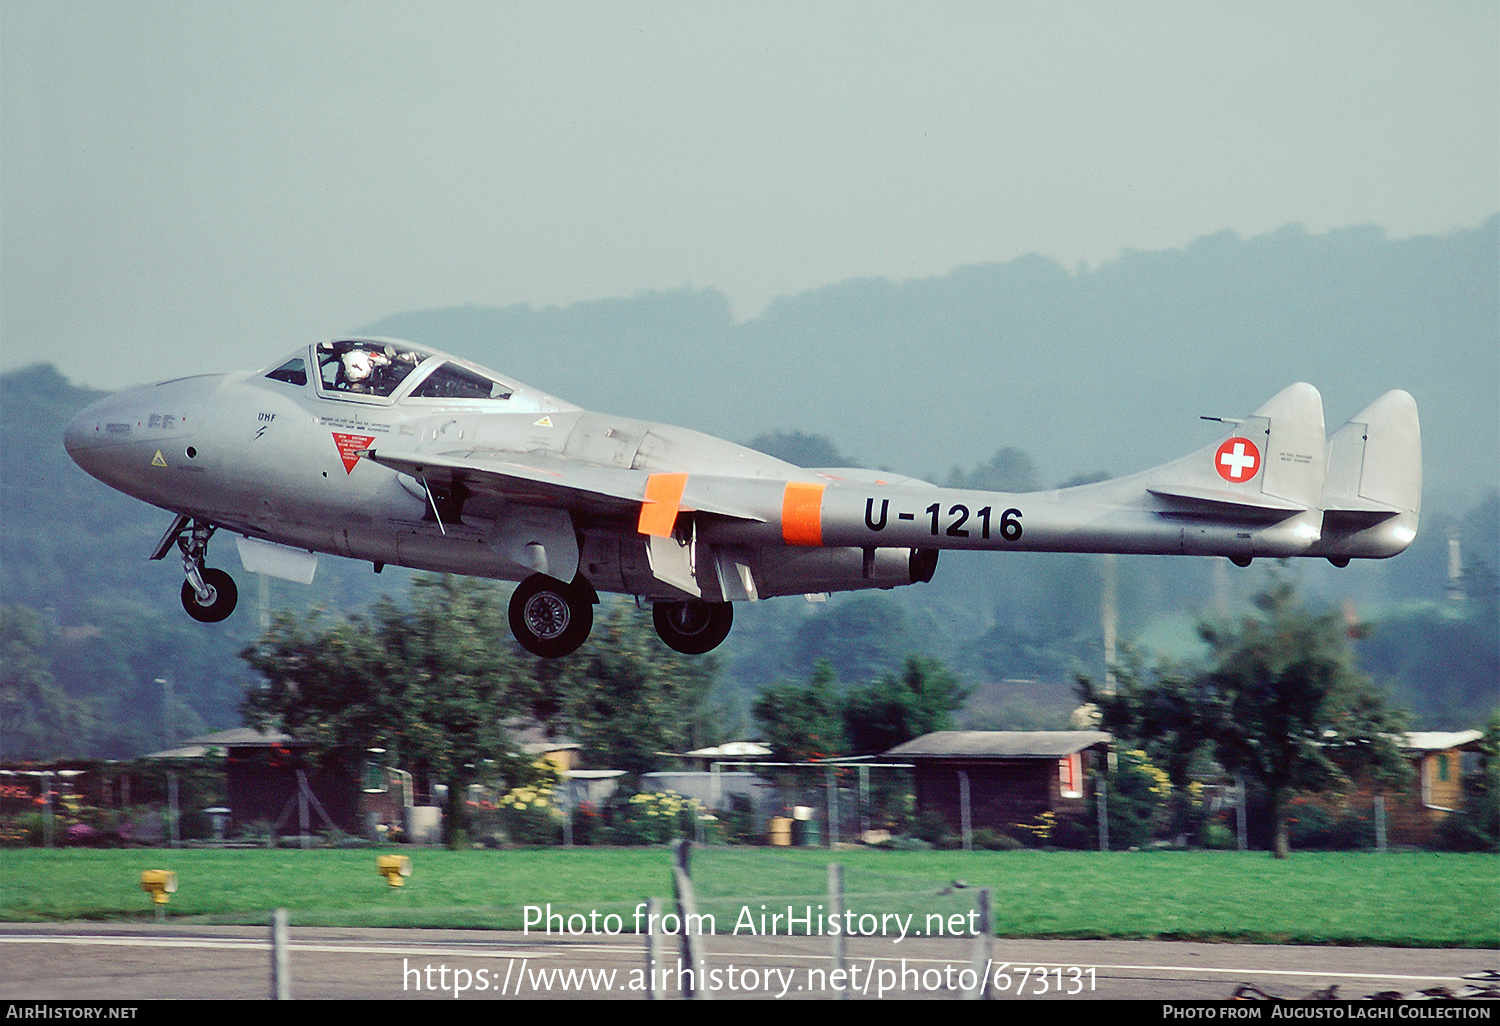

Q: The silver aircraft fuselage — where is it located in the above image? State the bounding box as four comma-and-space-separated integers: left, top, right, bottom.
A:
64, 338, 1421, 656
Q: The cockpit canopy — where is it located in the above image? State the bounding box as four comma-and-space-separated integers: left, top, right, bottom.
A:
317, 339, 426, 397
262, 339, 524, 406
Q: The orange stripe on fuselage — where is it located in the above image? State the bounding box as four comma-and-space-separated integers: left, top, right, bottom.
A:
639, 472, 689, 537
781, 482, 825, 546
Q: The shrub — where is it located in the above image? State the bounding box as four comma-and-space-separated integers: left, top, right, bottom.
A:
1433, 779, 1499, 853
497, 785, 563, 845
970, 827, 1023, 851
1012, 811, 1057, 847
1050, 816, 1094, 850
1202, 821, 1238, 850
719, 795, 758, 846
1102, 750, 1169, 849
569, 801, 602, 846
606, 791, 707, 845
1285, 798, 1376, 851
913, 810, 952, 846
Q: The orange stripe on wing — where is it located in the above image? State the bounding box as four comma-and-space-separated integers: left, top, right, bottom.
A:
638, 472, 689, 537
781, 482, 825, 546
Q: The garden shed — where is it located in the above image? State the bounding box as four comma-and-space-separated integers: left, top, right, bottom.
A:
883, 730, 1111, 839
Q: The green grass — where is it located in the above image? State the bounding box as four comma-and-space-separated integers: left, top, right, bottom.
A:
1, 846, 1495, 947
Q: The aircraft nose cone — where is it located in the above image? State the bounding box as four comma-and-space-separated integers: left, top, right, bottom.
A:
64, 395, 129, 481
64, 384, 165, 475
64, 374, 224, 494
64, 405, 99, 459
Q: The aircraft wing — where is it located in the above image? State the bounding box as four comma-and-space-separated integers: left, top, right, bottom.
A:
357, 446, 768, 529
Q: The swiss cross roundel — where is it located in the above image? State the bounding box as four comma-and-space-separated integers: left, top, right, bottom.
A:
1214, 436, 1261, 483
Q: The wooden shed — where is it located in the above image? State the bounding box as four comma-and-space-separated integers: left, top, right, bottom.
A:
884, 730, 1111, 837
182, 728, 358, 836
1371, 730, 1485, 845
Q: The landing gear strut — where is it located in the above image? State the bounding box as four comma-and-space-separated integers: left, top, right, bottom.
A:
509, 574, 595, 658
160, 516, 238, 623
653, 600, 733, 655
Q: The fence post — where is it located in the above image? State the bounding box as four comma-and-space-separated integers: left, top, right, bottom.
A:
958, 769, 972, 851
269, 908, 290, 1000
962, 888, 992, 999
671, 839, 710, 999
168, 771, 180, 849
828, 863, 846, 999
825, 765, 840, 846
41, 771, 54, 849
298, 770, 310, 849
858, 764, 870, 840
644, 896, 663, 1000
1236, 773, 1247, 851
1096, 773, 1109, 852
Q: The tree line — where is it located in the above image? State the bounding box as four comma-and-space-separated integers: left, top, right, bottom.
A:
1081, 576, 1417, 858
9, 564, 1495, 853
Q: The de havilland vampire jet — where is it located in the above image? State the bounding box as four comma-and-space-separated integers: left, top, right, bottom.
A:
64, 338, 1421, 657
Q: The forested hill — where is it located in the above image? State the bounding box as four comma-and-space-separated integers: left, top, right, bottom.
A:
364, 217, 1498, 509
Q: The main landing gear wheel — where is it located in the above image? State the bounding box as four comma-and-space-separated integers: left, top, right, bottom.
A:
181, 567, 238, 623
509, 574, 594, 658
653, 600, 733, 655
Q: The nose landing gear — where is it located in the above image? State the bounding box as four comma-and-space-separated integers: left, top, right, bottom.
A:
153, 514, 239, 623
181, 567, 238, 623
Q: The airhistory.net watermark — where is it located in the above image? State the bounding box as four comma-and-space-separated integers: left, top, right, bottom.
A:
521, 901, 982, 943
401, 955, 1097, 999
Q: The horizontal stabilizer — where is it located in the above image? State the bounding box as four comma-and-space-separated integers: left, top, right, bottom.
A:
1321, 506, 1401, 530
1146, 484, 1307, 521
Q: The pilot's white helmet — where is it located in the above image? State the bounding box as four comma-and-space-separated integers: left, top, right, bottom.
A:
342, 349, 375, 380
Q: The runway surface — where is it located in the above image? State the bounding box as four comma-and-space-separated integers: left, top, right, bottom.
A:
2, 922, 1496, 1000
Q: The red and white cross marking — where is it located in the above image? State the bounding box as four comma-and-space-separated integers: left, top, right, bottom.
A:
1214, 437, 1261, 482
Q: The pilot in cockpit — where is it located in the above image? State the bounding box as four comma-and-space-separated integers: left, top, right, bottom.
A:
336, 343, 419, 395
339, 346, 384, 392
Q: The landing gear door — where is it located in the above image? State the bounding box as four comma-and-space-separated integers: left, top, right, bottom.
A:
237, 536, 320, 585
645, 523, 701, 599
487, 506, 580, 582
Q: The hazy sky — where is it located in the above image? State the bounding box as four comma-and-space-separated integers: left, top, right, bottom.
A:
3, 1, 1496, 389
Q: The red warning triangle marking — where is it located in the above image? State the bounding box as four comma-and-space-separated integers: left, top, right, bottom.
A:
332, 433, 376, 474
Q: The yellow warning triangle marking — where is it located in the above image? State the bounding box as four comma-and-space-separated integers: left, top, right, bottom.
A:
151, 450, 168, 467
534, 416, 553, 427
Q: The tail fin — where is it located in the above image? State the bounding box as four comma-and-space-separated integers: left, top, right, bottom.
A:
1122, 382, 1326, 562
1309, 390, 1421, 562
1145, 381, 1327, 518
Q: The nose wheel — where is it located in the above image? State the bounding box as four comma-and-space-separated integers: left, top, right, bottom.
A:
509, 574, 595, 658
653, 600, 733, 655
158, 515, 239, 623
181, 567, 238, 623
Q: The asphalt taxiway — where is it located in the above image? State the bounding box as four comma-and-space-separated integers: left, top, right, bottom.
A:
2, 923, 1495, 1001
